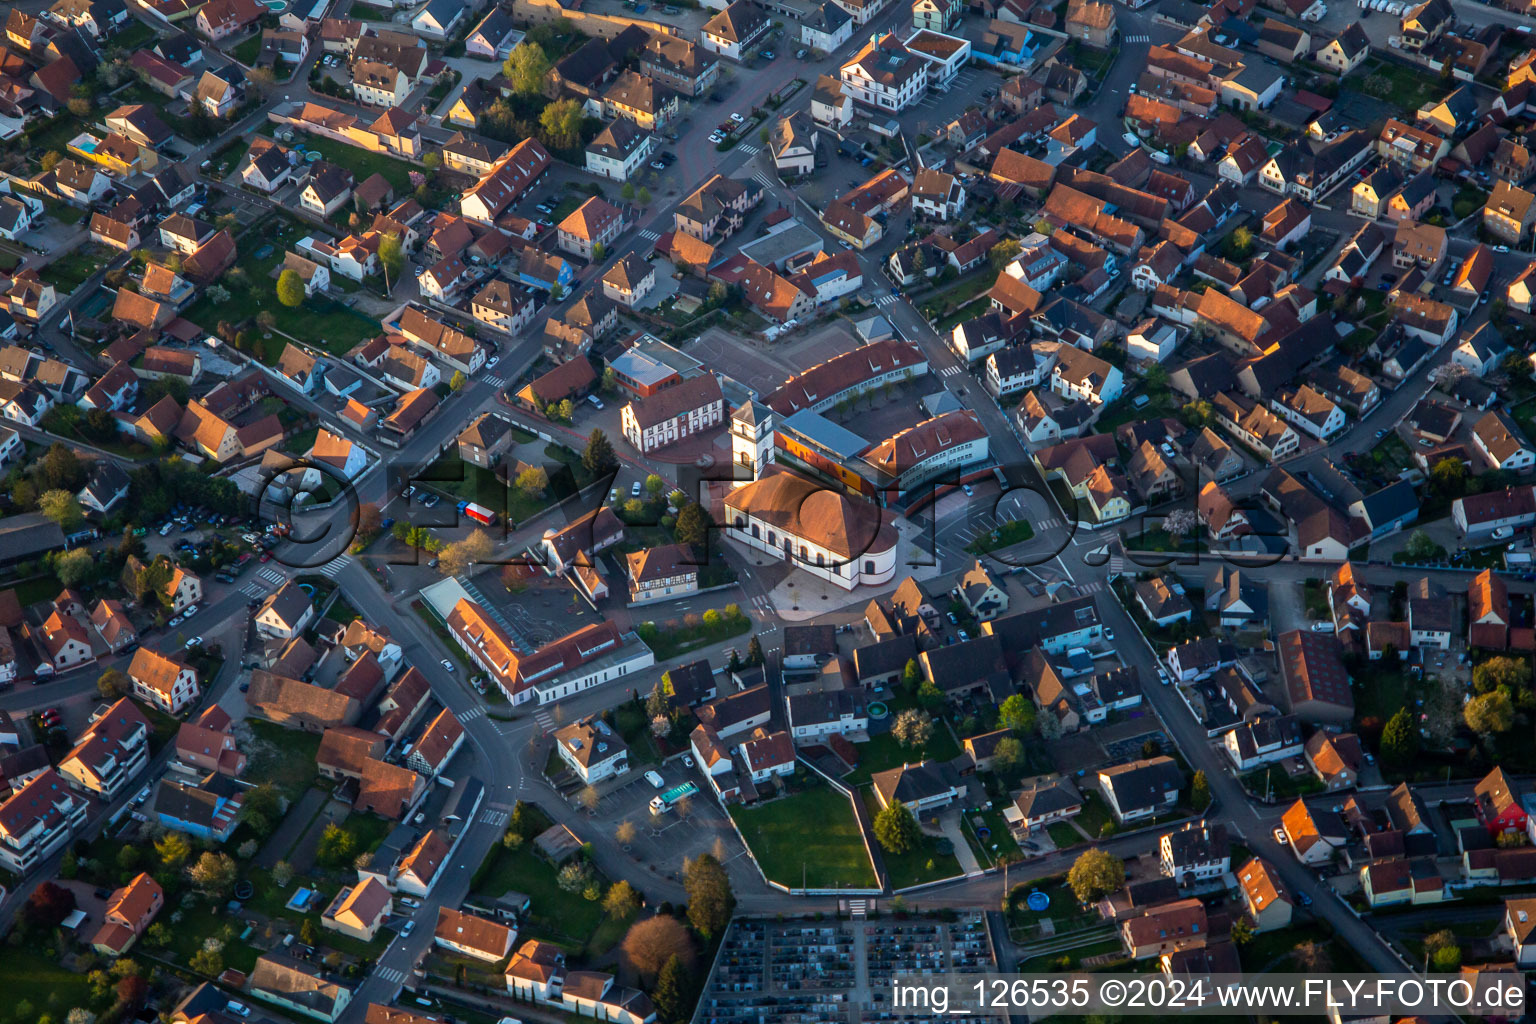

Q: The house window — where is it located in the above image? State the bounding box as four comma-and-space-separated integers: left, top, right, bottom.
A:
751, 524, 760, 538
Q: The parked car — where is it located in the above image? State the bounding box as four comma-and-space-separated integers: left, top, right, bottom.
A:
1274, 827, 1288, 845
645, 770, 664, 788
185, 636, 203, 650
440, 659, 455, 673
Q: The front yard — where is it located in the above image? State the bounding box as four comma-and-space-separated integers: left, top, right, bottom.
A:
844, 713, 963, 786
40, 245, 114, 295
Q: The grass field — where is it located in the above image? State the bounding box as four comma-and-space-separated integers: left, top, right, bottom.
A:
0, 948, 96, 1013
40, 245, 112, 295
845, 720, 963, 786
860, 788, 962, 889
247, 720, 322, 802
729, 782, 877, 890
299, 135, 421, 193
180, 215, 380, 363
470, 843, 619, 952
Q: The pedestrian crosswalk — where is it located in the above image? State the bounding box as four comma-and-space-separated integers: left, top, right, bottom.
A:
239, 580, 269, 599
533, 708, 555, 733
940, 365, 964, 377
482, 375, 506, 388
748, 593, 775, 615
459, 705, 485, 721
1125, 33, 1150, 42
849, 899, 867, 918
736, 143, 759, 155
1078, 580, 1104, 594
258, 567, 285, 586
751, 170, 774, 188
637, 228, 661, 242
375, 967, 406, 984
873, 293, 900, 307
317, 555, 352, 580
479, 807, 510, 828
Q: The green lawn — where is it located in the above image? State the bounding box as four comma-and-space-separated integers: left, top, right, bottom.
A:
232, 33, 262, 66
298, 134, 421, 192
419, 452, 558, 526
40, 245, 112, 295
845, 718, 963, 786
247, 720, 322, 802
1352, 662, 1414, 725
966, 519, 1035, 555
0, 948, 97, 1013
1353, 59, 1444, 118
469, 843, 614, 950
861, 788, 962, 888
115, 21, 156, 50
180, 215, 381, 363
634, 609, 753, 660
1046, 821, 1082, 849
610, 701, 662, 765
729, 781, 877, 890
1074, 791, 1115, 840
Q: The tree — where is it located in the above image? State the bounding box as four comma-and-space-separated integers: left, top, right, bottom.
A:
1227, 226, 1254, 259
604, 878, 640, 918
874, 799, 921, 854
378, 232, 404, 290
1163, 508, 1199, 539
56, 548, 93, 587
1191, 770, 1211, 811
439, 529, 495, 576
891, 708, 933, 748
516, 465, 549, 498
23, 881, 76, 931
116, 976, 149, 1010
675, 503, 711, 546
1465, 690, 1514, 736
450, 370, 468, 391
637, 186, 652, 205
357, 502, 383, 539
1404, 529, 1441, 561
622, 915, 695, 979
40, 150, 62, 173
989, 238, 1023, 270
38, 489, 83, 530
746, 635, 764, 665
645, 473, 666, 496
316, 823, 356, 868
900, 658, 924, 694
683, 853, 733, 937
156, 831, 192, 871
1381, 707, 1418, 766
393, 520, 413, 543
190, 852, 237, 897
584, 429, 618, 475
593, 242, 606, 262
237, 839, 258, 859
97, 669, 129, 700
1473, 656, 1531, 694
1229, 917, 1255, 947
558, 860, 594, 893
65, 1010, 94, 1024
1429, 456, 1468, 496
504, 41, 551, 96
271, 859, 295, 888
1430, 943, 1462, 972
1291, 941, 1331, 972
1067, 848, 1125, 903
652, 954, 694, 1024
540, 98, 584, 149
189, 949, 223, 977
991, 736, 1023, 773
276, 269, 306, 308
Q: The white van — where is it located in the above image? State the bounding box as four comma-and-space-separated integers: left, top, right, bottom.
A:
587, 394, 604, 410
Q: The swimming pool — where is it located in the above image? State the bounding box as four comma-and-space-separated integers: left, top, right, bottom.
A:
260, 0, 288, 10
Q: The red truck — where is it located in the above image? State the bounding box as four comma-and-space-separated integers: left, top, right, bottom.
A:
458, 501, 497, 526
